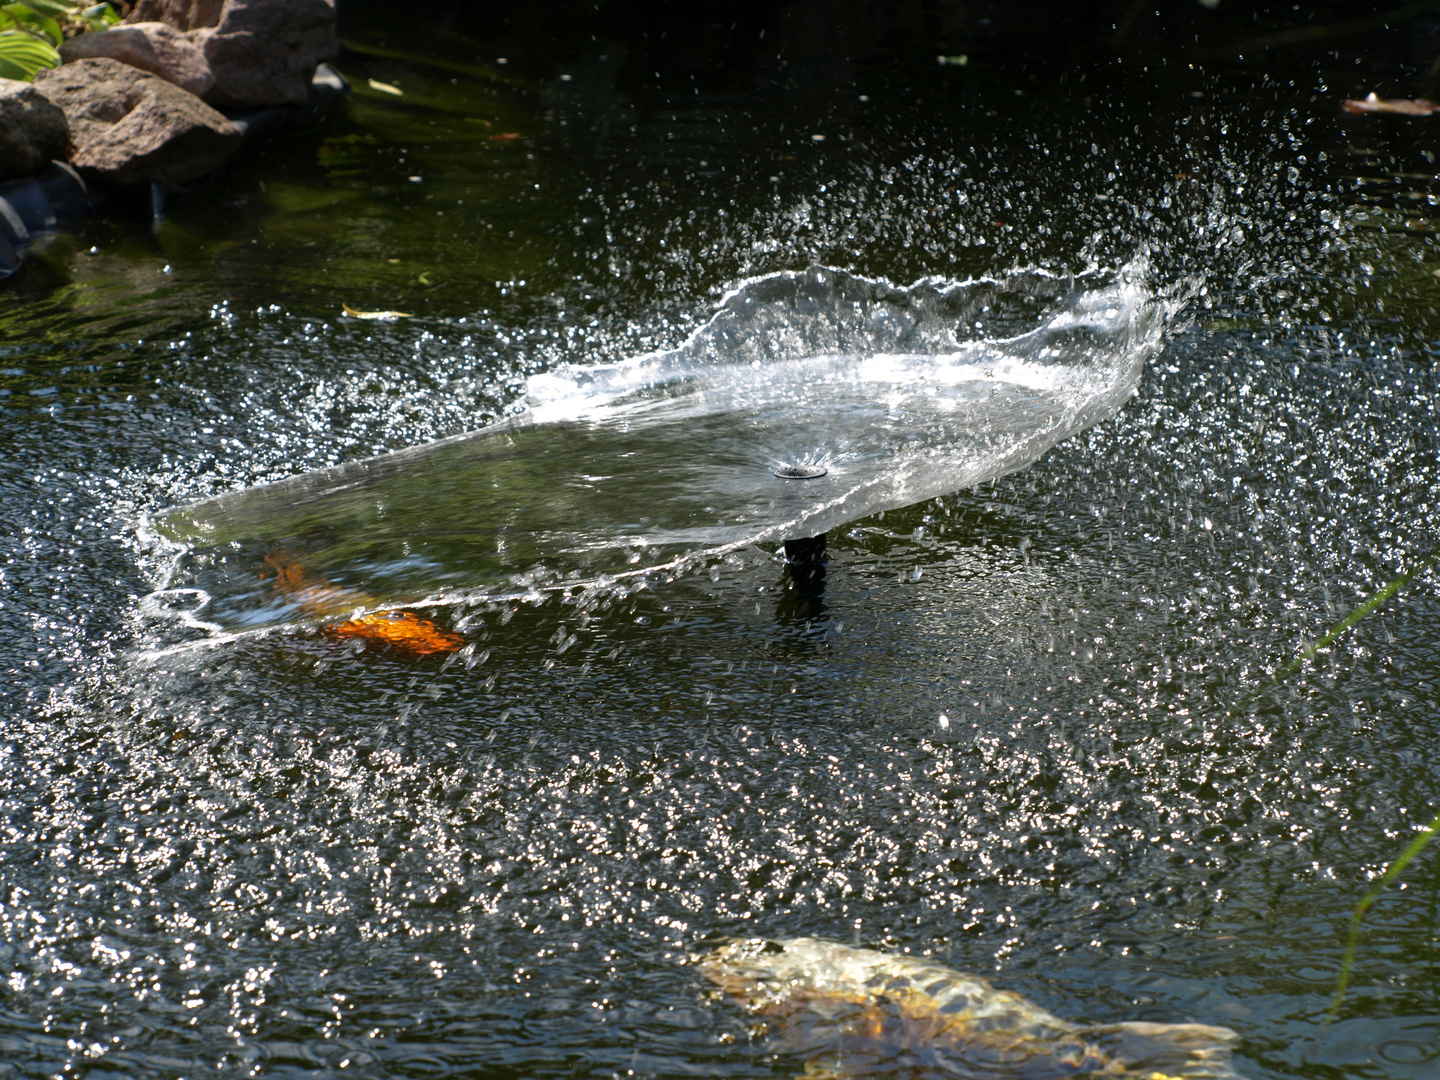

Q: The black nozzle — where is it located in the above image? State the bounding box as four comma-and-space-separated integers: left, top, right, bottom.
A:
782, 533, 828, 579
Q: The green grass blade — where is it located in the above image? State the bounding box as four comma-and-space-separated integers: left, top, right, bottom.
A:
1428, 851, 1440, 1015
1240, 549, 1439, 706
1330, 811, 1440, 1019
1230, 548, 1440, 1020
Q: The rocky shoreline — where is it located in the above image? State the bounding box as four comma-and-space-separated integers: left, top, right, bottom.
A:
0, 0, 346, 281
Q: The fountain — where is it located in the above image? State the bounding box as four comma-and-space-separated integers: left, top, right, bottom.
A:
147, 260, 1182, 648
11, 8, 1436, 1074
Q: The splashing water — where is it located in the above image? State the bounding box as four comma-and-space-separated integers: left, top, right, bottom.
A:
147, 259, 1187, 641
8, 14, 1440, 1077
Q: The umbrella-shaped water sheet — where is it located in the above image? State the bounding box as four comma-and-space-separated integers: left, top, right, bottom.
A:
149, 262, 1184, 637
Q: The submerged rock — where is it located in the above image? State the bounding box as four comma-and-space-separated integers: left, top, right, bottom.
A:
700, 938, 1241, 1079
0, 79, 69, 183
33, 58, 242, 185
59, 23, 215, 98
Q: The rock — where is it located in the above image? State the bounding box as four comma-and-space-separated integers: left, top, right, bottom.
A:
33, 58, 242, 185
0, 78, 69, 182
198, 0, 338, 108
59, 24, 215, 98
125, 0, 224, 31
127, 0, 337, 108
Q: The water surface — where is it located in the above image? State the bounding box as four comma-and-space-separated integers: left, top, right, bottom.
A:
2, 5, 1440, 1078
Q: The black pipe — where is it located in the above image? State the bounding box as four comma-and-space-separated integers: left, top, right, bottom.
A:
782, 533, 827, 582
0, 161, 94, 282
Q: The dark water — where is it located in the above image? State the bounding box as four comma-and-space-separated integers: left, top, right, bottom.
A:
3, 3, 1440, 1077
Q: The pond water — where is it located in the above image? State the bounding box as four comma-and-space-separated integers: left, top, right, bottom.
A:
3, 3, 1440, 1078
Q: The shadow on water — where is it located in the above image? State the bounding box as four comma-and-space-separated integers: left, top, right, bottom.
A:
5, 2, 1440, 1078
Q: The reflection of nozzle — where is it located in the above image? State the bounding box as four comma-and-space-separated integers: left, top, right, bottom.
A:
777, 533, 828, 626
782, 533, 828, 583
0, 162, 94, 282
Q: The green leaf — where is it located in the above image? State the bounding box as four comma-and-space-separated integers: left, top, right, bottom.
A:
1, 3, 62, 47
78, 2, 118, 31
0, 27, 59, 80
1238, 549, 1440, 706
1330, 811, 1440, 1019
17, 0, 73, 17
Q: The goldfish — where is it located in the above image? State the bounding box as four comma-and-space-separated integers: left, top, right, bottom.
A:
261, 550, 464, 658
321, 610, 465, 656
699, 938, 1240, 1079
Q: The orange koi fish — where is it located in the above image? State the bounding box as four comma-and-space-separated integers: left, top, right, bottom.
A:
261, 551, 464, 657
321, 610, 465, 656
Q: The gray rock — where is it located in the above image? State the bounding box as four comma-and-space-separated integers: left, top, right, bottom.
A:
125, 0, 224, 31
60, 23, 215, 98
0, 78, 69, 182
198, 0, 338, 108
127, 0, 337, 108
33, 58, 242, 185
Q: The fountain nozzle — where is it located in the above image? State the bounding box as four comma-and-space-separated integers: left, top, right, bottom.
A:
774, 464, 827, 479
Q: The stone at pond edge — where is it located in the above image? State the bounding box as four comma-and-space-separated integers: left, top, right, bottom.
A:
33, 58, 242, 186
59, 24, 215, 99
199, 0, 338, 108
125, 0, 224, 32
0, 79, 69, 183
128, 0, 337, 109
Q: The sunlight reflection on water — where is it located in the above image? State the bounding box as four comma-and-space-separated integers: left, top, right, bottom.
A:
1, 15, 1440, 1080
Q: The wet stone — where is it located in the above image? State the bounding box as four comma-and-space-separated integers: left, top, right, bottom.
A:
0, 78, 68, 183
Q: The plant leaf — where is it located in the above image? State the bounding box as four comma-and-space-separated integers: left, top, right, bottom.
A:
342, 303, 412, 320
18, 0, 74, 16
2, 2, 62, 46
1330, 811, 1440, 1018
1341, 92, 1440, 117
79, 3, 120, 29
0, 27, 59, 80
